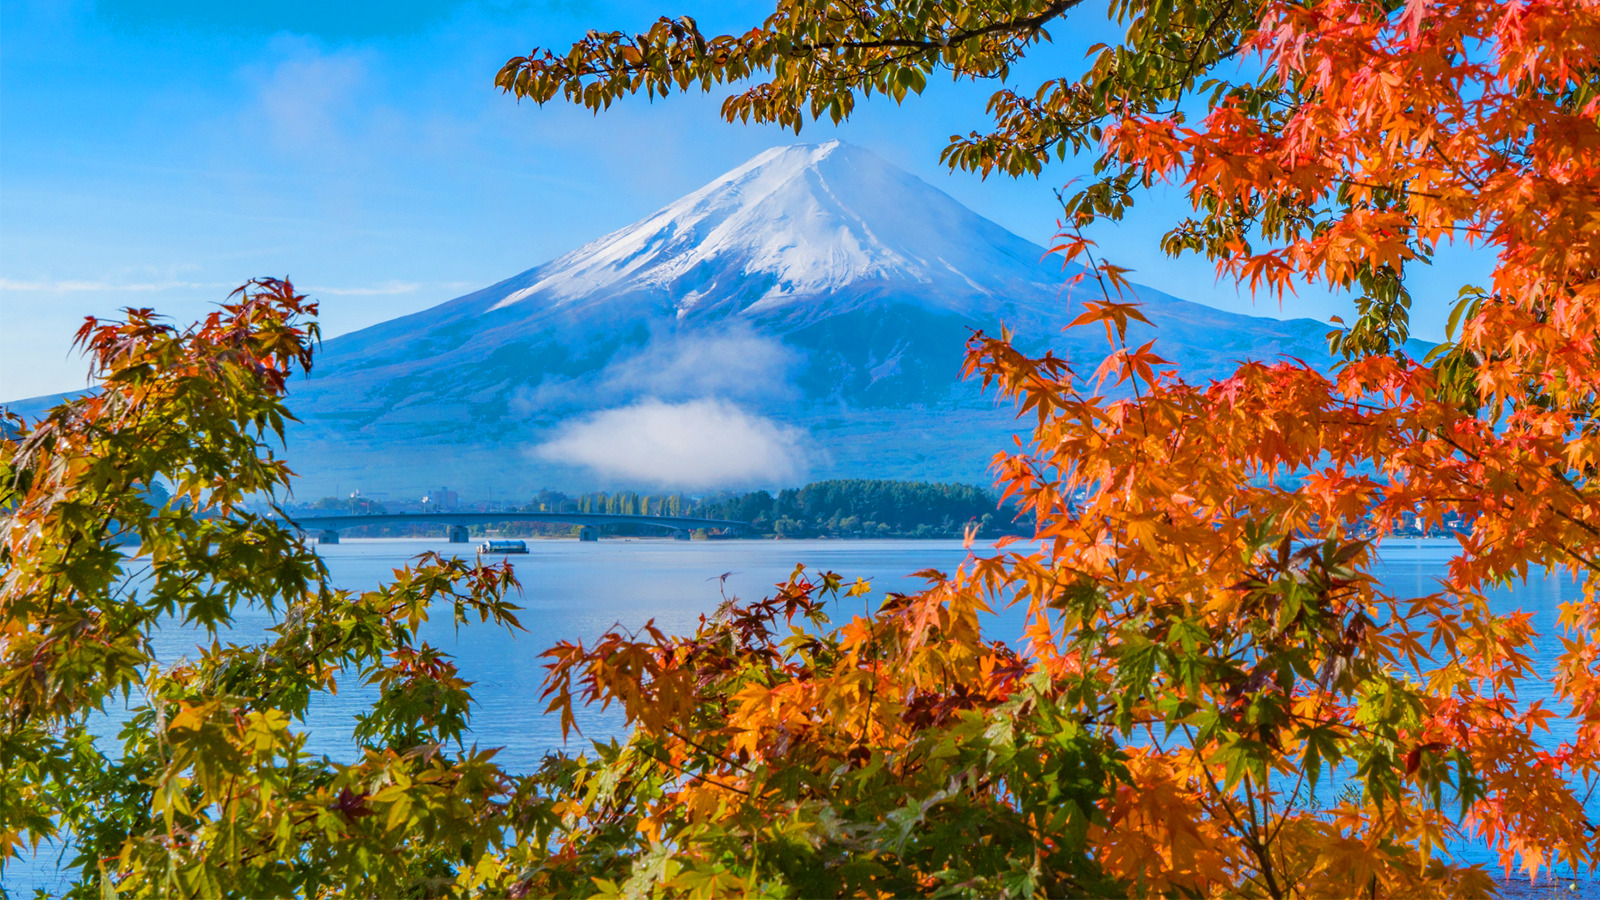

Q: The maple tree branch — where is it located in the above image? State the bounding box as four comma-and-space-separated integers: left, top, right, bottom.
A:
1425, 427, 1600, 575
1163, 0, 1246, 108
639, 740, 752, 797
856, 596, 883, 756
1335, 178, 1446, 201
1240, 774, 1288, 899
662, 724, 755, 776
1062, 214, 1153, 429
1180, 723, 1285, 898
798, 0, 1082, 55
510, 1, 1085, 92
1426, 138, 1486, 193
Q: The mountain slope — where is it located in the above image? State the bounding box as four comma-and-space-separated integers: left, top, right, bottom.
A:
7, 142, 1345, 499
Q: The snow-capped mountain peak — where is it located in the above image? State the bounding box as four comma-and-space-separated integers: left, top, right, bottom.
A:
487, 140, 1055, 320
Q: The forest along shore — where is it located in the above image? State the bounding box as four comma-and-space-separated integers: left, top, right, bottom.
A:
280, 478, 1031, 540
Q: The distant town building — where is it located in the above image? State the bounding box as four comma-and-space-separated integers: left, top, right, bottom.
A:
422, 487, 459, 511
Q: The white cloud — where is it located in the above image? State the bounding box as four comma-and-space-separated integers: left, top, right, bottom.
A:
306, 280, 421, 296
0, 277, 423, 298
598, 327, 799, 402
508, 377, 585, 415
0, 279, 229, 293
534, 398, 809, 489
509, 326, 802, 416
246, 39, 371, 155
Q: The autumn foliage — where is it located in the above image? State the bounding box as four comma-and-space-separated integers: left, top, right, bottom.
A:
5, 0, 1600, 896
0, 283, 529, 897
502, 0, 1600, 891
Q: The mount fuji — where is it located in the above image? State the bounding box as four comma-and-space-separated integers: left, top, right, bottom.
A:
261, 140, 1348, 497
13, 142, 1344, 498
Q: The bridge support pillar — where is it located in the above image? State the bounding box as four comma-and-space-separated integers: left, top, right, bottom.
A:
577, 526, 598, 542
447, 525, 470, 543
317, 531, 339, 545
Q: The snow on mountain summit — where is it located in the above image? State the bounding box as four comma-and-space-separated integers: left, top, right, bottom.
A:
485, 140, 1059, 321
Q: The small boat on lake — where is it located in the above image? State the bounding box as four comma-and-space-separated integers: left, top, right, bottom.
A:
479, 539, 529, 554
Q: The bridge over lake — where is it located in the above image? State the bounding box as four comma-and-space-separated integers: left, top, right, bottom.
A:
282, 512, 751, 544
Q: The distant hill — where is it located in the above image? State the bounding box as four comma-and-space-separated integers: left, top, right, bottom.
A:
5, 142, 1357, 500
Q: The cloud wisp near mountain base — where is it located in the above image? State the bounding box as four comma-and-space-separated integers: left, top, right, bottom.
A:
534, 398, 812, 489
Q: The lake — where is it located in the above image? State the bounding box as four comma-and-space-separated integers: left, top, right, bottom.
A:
8, 537, 1596, 897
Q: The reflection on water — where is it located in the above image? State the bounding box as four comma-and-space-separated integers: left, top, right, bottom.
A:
10, 537, 1599, 896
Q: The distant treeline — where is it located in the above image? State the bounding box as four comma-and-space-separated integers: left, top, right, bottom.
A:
695, 480, 1022, 538
293, 480, 1025, 539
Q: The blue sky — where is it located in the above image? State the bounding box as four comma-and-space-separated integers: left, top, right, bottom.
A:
0, 0, 1486, 401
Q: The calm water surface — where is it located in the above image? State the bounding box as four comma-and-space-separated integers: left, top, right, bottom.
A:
281, 538, 1008, 771
9, 537, 1596, 896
